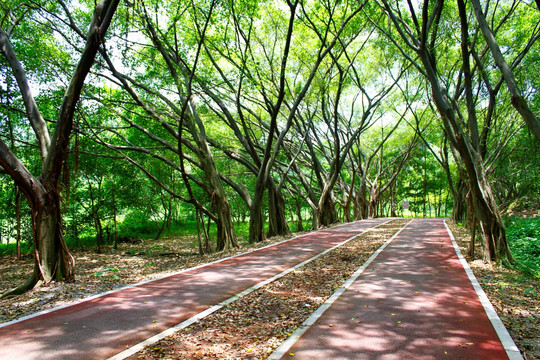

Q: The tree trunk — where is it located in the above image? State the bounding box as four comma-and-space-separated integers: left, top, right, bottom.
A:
187, 102, 238, 251
317, 185, 339, 227
470, 170, 513, 262
248, 202, 265, 243
249, 179, 266, 243
452, 178, 467, 222
267, 180, 291, 237
112, 179, 118, 250
390, 185, 397, 217
295, 198, 304, 232
94, 215, 103, 254
470, 0, 540, 143
214, 192, 237, 251
368, 187, 379, 219
355, 182, 369, 219
418, 47, 513, 263
1, 190, 74, 299
15, 186, 21, 260
311, 207, 319, 230
0, 0, 119, 298
343, 197, 352, 223
32, 191, 74, 282
468, 217, 477, 258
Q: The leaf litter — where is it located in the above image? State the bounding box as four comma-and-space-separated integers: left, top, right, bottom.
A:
128, 219, 410, 359
2, 219, 535, 359
0, 231, 310, 324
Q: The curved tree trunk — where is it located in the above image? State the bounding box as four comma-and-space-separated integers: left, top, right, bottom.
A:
417, 47, 513, 263
469, 167, 513, 262
0, 0, 119, 298
187, 100, 238, 251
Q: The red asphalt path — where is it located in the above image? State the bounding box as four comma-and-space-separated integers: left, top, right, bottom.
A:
280, 218, 513, 360
0, 218, 390, 360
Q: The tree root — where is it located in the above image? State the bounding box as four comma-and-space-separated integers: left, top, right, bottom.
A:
0, 269, 40, 300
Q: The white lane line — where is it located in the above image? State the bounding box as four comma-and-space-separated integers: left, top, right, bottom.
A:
444, 220, 523, 360
0, 218, 389, 329
108, 218, 395, 360
268, 219, 414, 360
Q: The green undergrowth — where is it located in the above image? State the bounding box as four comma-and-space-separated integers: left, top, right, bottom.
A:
0, 218, 314, 257
505, 216, 540, 278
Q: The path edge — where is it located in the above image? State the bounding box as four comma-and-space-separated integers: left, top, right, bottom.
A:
443, 220, 523, 360
0, 218, 388, 330
107, 218, 395, 360
268, 218, 414, 360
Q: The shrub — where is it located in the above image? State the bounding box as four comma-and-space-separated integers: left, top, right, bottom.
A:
506, 217, 540, 278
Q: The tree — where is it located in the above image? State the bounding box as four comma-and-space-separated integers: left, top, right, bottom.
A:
373, 0, 539, 262
0, 0, 120, 297
470, 0, 540, 142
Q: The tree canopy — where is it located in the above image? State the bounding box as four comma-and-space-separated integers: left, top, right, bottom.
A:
1, 0, 539, 296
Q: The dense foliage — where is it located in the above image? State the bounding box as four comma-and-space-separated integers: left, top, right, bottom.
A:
1, 0, 539, 292
506, 217, 540, 278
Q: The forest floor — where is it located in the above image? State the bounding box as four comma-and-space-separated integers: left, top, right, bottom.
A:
0, 230, 307, 324
0, 219, 538, 359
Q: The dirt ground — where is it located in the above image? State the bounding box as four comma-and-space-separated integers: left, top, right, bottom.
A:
0, 232, 302, 324
1, 219, 538, 359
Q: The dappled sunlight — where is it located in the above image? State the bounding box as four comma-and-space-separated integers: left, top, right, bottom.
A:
283, 219, 509, 360
0, 219, 391, 359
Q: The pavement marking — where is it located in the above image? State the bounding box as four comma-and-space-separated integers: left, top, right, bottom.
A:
0, 218, 387, 330
108, 218, 395, 360
268, 219, 414, 360
444, 220, 523, 360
